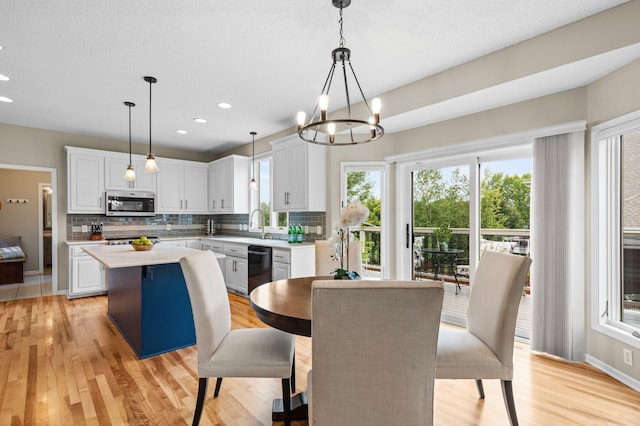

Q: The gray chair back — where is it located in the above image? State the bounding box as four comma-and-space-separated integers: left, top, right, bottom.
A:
311, 279, 443, 426
467, 250, 532, 366
180, 251, 232, 367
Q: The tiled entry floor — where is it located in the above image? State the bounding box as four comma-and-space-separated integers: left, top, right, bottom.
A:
0, 272, 52, 301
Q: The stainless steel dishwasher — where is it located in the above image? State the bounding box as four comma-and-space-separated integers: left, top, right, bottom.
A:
248, 245, 272, 294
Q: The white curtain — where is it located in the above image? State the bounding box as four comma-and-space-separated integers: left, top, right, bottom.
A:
531, 131, 585, 361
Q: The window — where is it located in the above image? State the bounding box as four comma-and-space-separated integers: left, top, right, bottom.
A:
341, 163, 387, 278
592, 111, 640, 346
250, 154, 287, 232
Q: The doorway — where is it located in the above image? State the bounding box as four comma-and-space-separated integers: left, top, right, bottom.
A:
0, 164, 58, 299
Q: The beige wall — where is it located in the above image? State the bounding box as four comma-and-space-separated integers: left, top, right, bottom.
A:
0, 123, 216, 291
0, 169, 51, 271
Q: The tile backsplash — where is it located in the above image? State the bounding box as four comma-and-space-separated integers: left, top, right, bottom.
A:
67, 212, 327, 241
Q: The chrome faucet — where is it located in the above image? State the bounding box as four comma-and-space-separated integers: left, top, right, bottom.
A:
249, 208, 266, 239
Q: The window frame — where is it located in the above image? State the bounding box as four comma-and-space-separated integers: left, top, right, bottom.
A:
340, 162, 388, 278
591, 110, 640, 349
249, 152, 288, 234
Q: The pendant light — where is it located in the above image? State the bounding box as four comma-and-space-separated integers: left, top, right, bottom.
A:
249, 131, 258, 191
144, 76, 159, 173
296, 0, 383, 146
123, 101, 136, 182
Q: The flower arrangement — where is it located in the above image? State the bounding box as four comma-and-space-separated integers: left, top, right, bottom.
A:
328, 201, 369, 279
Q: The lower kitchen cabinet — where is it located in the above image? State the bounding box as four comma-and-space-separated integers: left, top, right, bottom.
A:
272, 248, 290, 280
225, 256, 248, 295
68, 245, 106, 298
224, 243, 248, 295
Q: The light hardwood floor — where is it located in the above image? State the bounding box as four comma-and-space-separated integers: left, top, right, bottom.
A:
1, 293, 639, 425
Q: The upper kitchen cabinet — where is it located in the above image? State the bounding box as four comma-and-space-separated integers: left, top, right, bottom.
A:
66, 147, 105, 213
156, 159, 208, 214
271, 136, 326, 212
208, 155, 249, 214
104, 153, 156, 192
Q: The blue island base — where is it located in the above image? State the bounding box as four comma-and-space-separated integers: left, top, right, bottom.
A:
107, 262, 196, 359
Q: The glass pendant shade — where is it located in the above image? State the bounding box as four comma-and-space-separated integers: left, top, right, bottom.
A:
145, 154, 158, 173
124, 166, 136, 181
249, 178, 257, 191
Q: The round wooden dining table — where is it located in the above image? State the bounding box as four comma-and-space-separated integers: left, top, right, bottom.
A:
249, 276, 332, 422
250, 276, 332, 338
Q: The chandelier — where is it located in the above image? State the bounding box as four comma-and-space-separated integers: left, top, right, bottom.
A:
296, 0, 383, 146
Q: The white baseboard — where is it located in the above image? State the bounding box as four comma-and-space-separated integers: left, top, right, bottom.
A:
586, 354, 640, 392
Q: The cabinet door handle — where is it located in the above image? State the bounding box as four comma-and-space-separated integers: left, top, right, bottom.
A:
180, 200, 183, 209
221, 199, 225, 209
185, 200, 188, 210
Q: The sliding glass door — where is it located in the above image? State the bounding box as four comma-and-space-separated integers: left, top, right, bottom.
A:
405, 152, 532, 332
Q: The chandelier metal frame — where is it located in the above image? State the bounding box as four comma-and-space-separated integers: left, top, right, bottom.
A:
297, 0, 383, 146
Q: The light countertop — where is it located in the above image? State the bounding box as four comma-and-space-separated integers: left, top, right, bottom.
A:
67, 236, 315, 250
83, 244, 201, 269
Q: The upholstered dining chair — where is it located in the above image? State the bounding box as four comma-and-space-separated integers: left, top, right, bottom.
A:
436, 250, 532, 426
308, 279, 444, 426
314, 240, 362, 276
179, 251, 296, 426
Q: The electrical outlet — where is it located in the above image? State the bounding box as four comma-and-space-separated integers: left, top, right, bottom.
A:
624, 348, 633, 366
166, 224, 171, 231
304, 226, 309, 234
316, 225, 323, 234
81, 225, 88, 232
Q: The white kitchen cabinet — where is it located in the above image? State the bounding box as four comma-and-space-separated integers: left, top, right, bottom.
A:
104, 153, 156, 192
208, 155, 250, 213
66, 147, 106, 213
271, 136, 326, 212
272, 246, 316, 279
68, 245, 106, 298
223, 242, 248, 295
156, 159, 208, 214
201, 240, 226, 277
160, 239, 188, 247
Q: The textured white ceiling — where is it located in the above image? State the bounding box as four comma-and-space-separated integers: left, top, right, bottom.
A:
0, 0, 632, 154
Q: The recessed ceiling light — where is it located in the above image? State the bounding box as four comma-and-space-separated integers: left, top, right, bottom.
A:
194, 118, 207, 124
0, 96, 14, 103
176, 129, 188, 134
0, 74, 9, 81
218, 102, 231, 109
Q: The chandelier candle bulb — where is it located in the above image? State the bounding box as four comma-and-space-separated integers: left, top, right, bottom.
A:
297, 111, 306, 130
328, 122, 336, 143
372, 97, 381, 124
319, 94, 329, 121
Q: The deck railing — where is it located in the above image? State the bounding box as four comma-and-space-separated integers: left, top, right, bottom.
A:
351, 226, 531, 283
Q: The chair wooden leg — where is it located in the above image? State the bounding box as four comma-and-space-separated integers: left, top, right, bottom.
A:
213, 377, 223, 397
290, 355, 296, 393
501, 380, 519, 426
281, 378, 291, 426
475, 379, 485, 399
193, 378, 208, 426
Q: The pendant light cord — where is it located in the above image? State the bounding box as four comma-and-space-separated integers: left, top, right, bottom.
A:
148, 79, 152, 155
128, 104, 133, 165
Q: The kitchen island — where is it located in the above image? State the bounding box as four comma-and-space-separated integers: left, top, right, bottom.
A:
83, 244, 201, 359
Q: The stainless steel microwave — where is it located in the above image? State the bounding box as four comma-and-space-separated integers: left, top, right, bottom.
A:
105, 191, 156, 216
